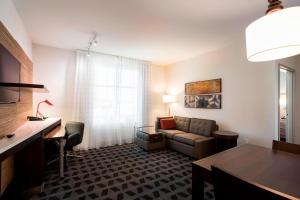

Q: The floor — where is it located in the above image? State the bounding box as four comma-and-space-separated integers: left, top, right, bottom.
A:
32, 144, 214, 200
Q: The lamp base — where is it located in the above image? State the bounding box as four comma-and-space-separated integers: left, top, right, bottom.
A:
27, 116, 44, 121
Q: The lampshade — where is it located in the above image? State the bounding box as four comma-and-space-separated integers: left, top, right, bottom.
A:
246, 6, 300, 62
162, 95, 176, 103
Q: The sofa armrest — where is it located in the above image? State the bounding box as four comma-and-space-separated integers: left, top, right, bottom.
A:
194, 137, 215, 159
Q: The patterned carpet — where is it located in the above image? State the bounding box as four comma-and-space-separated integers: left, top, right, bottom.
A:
31, 144, 214, 200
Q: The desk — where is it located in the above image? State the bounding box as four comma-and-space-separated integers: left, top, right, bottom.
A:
192, 144, 300, 200
44, 126, 65, 178
0, 118, 61, 198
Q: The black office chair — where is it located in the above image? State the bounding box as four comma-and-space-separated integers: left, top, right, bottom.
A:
45, 121, 84, 167
212, 165, 289, 200
64, 121, 85, 166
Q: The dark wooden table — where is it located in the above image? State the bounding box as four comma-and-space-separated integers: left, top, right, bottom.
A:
192, 144, 300, 200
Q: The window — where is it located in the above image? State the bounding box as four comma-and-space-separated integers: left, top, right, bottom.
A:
74, 51, 149, 149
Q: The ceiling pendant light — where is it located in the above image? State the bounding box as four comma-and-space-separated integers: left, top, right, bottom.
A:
246, 0, 300, 62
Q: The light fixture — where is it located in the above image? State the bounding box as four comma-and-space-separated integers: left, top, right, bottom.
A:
162, 95, 177, 116
87, 32, 98, 56
36, 99, 53, 119
246, 0, 300, 62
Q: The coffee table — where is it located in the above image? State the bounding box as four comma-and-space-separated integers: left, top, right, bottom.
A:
135, 126, 165, 151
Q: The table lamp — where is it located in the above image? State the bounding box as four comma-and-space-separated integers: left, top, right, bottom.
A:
162, 95, 176, 116
36, 99, 53, 119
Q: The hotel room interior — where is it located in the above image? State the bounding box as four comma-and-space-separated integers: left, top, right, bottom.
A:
0, 0, 300, 199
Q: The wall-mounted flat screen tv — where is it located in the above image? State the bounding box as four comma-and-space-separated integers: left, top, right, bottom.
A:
0, 44, 21, 103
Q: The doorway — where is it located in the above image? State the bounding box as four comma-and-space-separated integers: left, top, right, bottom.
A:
278, 65, 294, 143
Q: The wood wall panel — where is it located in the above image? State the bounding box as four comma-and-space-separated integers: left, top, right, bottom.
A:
0, 21, 33, 137
0, 21, 33, 194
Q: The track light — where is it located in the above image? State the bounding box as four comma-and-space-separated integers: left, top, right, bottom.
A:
93, 40, 98, 46
87, 33, 98, 56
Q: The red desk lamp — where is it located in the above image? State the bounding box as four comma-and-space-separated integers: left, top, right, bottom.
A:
36, 99, 53, 119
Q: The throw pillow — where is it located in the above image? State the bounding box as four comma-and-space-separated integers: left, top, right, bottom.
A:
160, 118, 176, 129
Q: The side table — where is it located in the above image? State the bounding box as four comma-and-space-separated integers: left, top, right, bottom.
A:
135, 126, 165, 151
213, 131, 238, 152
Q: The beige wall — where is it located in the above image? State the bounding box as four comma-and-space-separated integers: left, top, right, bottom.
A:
148, 64, 167, 124
165, 38, 279, 148
32, 44, 166, 126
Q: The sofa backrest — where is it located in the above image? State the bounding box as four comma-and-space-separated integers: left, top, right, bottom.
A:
174, 116, 191, 132
156, 116, 218, 136
189, 118, 217, 137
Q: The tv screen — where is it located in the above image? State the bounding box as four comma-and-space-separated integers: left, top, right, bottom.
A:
0, 44, 21, 103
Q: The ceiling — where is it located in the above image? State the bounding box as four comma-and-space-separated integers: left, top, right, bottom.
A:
13, 0, 300, 65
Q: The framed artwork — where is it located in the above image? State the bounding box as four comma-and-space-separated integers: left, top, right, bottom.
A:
184, 94, 222, 109
185, 78, 221, 95
196, 94, 221, 109
184, 95, 196, 108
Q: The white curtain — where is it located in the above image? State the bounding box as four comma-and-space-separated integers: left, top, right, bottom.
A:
72, 51, 150, 150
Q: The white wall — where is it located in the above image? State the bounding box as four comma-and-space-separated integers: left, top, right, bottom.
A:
0, 0, 32, 59
32, 44, 166, 126
166, 37, 278, 148
32, 45, 76, 125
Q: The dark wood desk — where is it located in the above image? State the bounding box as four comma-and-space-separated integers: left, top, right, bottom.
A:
192, 144, 300, 200
0, 118, 61, 199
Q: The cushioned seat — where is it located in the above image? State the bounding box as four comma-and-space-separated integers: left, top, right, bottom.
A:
173, 133, 207, 146
159, 129, 186, 139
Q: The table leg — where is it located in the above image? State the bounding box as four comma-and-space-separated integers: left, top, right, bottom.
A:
59, 138, 66, 178
192, 165, 205, 200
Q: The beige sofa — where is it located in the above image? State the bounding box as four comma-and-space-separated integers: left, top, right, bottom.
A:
155, 116, 218, 159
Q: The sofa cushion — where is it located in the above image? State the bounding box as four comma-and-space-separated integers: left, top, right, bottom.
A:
174, 116, 191, 132
173, 133, 207, 146
189, 118, 216, 137
159, 129, 186, 139
160, 118, 176, 129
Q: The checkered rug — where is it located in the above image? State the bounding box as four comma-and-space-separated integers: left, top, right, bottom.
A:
31, 144, 214, 200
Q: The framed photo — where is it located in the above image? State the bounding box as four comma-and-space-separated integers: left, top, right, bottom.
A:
196, 94, 221, 109
184, 95, 196, 108
185, 79, 221, 95
185, 94, 222, 109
